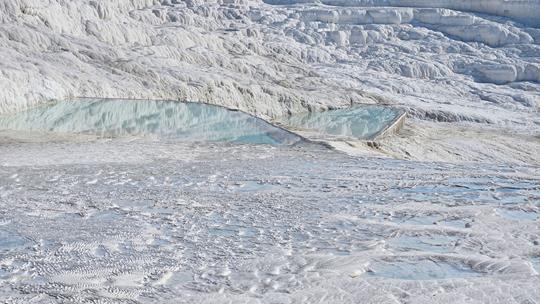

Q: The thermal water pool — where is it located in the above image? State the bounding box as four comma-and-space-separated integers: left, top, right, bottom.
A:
366, 259, 482, 280
0, 99, 403, 143
277, 105, 403, 140
0, 99, 301, 145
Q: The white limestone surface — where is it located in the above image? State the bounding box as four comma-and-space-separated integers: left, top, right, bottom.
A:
1, 1, 540, 303
0, 136, 539, 303
0, 0, 539, 126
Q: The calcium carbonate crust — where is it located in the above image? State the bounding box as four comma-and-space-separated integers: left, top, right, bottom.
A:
0, 0, 539, 161
0, 1, 538, 114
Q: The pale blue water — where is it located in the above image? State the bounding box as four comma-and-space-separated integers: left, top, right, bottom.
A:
0, 229, 29, 252
496, 209, 538, 221
367, 259, 481, 280
402, 215, 470, 228
389, 234, 458, 253
0, 99, 301, 145
532, 257, 540, 273
365, 212, 471, 228
277, 105, 401, 139
448, 177, 539, 193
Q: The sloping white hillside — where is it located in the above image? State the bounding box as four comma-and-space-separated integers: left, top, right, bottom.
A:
268, 0, 540, 26
0, 0, 539, 131
1, 2, 540, 303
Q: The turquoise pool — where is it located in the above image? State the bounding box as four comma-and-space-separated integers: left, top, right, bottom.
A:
0, 99, 301, 145
277, 105, 401, 140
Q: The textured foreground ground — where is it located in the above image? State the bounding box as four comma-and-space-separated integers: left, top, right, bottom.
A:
1, 1, 539, 303
0, 135, 539, 303
1, 0, 539, 127
1, 0, 538, 164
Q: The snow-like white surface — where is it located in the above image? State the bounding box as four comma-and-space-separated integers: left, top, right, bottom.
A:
0, 98, 302, 144
1, 1, 540, 303
0, 137, 539, 303
0, 0, 539, 130
277, 105, 401, 139
268, 0, 540, 26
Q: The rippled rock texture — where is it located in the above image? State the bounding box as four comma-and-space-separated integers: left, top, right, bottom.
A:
1, 1, 540, 303
0, 139, 539, 303
0, 0, 539, 130
0, 98, 303, 144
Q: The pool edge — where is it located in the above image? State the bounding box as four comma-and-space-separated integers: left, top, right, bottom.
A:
368, 110, 407, 140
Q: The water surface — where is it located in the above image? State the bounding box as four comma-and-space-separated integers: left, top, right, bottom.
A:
0, 99, 301, 145
367, 259, 481, 280
278, 105, 401, 139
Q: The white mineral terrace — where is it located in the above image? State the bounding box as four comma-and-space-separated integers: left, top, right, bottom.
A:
0, 135, 539, 303
0, 0, 539, 303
